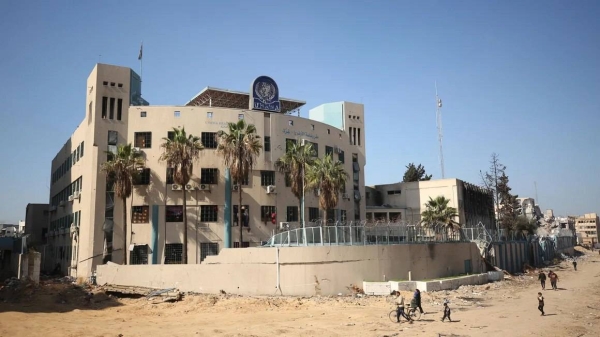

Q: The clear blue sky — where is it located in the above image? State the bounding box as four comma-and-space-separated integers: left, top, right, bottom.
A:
1, 1, 599, 223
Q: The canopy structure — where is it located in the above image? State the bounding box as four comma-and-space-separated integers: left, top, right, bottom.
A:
186, 87, 306, 115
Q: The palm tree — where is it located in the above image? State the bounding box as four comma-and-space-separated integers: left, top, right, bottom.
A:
420, 196, 460, 231
101, 144, 145, 265
305, 154, 348, 223
159, 127, 204, 263
274, 140, 315, 227
216, 119, 262, 246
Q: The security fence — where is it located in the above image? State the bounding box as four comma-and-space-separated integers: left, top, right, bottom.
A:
264, 222, 465, 247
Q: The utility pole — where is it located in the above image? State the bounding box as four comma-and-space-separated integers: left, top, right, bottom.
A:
435, 81, 445, 178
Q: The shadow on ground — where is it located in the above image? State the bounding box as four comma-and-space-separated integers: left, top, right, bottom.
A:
0, 278, 123, 314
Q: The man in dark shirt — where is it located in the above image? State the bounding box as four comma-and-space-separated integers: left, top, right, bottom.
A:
538, 271, 546, 290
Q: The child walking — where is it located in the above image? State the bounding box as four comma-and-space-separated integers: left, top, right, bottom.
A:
537, 292, 545, 316
441, 302, 452, 322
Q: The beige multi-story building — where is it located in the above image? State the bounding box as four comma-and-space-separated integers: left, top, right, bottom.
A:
575, 213, 599, 246
46, 63, 366, 278
365, 178, 496, 231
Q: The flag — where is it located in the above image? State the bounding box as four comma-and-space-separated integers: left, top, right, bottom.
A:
138, 43, 143, 60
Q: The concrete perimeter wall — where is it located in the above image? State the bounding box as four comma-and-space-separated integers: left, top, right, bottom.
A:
97, 242, 481, 296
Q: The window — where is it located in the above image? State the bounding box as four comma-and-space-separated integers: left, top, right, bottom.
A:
285, 138, 295, 152
308, 207, 319, 221
286, 206, 298, 222
326, 209, 335, 221
238, 114, 244, 120
200, 242, 219, 262
168, 131, 175, 140
118, 83, 123, 88
201, 132, 218, 149
130, 245, 149, 265
261, 171, 275, 186
132, 206, 149, 223
103, 81, 108, 86
101, 96, 108, 119
134, 132, 152, 148
117, 98, 123, 120
165, 243, 183, 264
207, 112, 213, 118
88, 101, 93, 124
327, 129, 331, 134
288, 120, 293, 126
166, 168, 174, 184
325, 146, 333, 157
110, 82, 115, 87
166, 206, 183, 222
358, 128, 361, 146
284, 172, 291, 187
308, 142, 318, 157
201, 168, 218, 184
174, 111, 181, 117
233, 205, 250, 227
134, 168, 150, 185
201, 205, 218, 222
109, 97, 115, 119
387, 190, 401, 195
311, 124, 315, 130
233, 242, 250, 248
233, 173, 249, 186
264, 136, 271, 152
261, 206, 276, 223
108, 130, 118, 145
140, 111, 146, 117
338, 150, 344, 163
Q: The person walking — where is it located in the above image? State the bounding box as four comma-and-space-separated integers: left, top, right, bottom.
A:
573, 260, 577, 271
441, 302, 452, 322
393, 291, 412, 323
411, 289, 424, 314
548, 271, 559, 290
537, 292, 545, 316
538, 271, 546, 290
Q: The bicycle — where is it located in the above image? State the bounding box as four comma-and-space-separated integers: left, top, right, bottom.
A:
388, 304, 422, 323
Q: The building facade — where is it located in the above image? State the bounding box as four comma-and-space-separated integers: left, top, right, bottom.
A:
575, 213, 599, 247
46, 63, 366, 278
24, 203, 50, 247
365, 178, 496, 230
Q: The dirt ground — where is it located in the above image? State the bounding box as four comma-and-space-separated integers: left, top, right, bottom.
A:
1, 247, 599, 337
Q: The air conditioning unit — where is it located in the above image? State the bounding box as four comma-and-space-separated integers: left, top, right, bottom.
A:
74, 191, 80, 199
279, 222, 289, 230
49, 205, 57, 212
335, 147, 343, 154
171, 184, 182, 191
68, 195, 74, 202
70, 223, 78, 234
132, 147, 141, 153
198, 184, 211, 191
301, 139, 307, 145
342, 193, 350, 200
232, 184, 239, 191
185, 184, 195, 191
266, 185, 276, 194
59, 201, 65, 207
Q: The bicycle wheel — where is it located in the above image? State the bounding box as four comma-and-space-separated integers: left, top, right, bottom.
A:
389, 310, 398, 323
408, 308, 421, 321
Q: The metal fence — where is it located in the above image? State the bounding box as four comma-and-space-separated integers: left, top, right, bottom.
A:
264, 223, 465, 247
264, 220, 541, 247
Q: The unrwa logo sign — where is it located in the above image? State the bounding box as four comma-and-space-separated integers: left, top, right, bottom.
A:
250, 76, 281, 113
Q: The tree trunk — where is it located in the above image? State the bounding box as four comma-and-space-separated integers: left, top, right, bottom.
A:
122, 197, 128, 265
323, 209, 327, 226
299, 168, 304, 228
239, 186, 243, 247
182, 188, 188, 264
